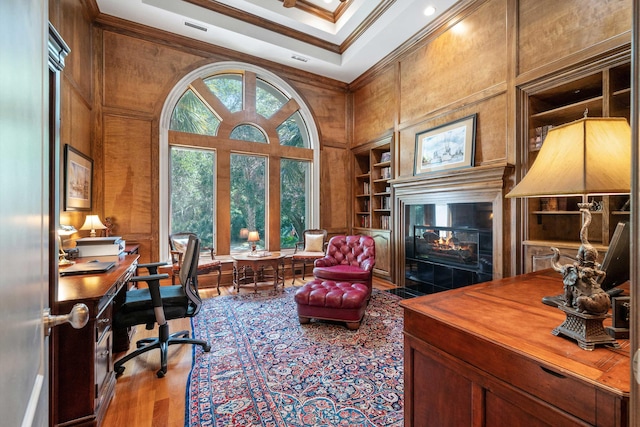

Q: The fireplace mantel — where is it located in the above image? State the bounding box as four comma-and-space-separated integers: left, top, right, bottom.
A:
391, 163, 514, 289
391, 163, 513, 197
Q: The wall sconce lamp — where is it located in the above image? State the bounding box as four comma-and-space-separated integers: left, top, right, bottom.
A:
247, 231, 260, 254
80, 215, 106, 237
506, 116, 630, 349
58, 225, 77, 266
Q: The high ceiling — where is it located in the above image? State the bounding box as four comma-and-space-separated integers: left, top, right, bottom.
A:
95, 0, 461, 83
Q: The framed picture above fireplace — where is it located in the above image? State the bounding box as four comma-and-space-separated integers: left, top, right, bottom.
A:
414, 114, 476, 175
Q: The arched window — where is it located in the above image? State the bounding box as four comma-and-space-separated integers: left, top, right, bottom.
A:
159, 63, 320, 257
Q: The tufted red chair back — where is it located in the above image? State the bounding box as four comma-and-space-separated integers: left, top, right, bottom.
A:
324, 235, 375, 269
313, 235, 376, 294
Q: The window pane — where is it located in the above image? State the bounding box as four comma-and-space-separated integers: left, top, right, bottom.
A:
203, 74, 242, 113
230, 154, 265, 253
230, 124, 267, 143
170, 89, 220, 136
170, 147, 215, 247
256, 78, 286, 119
281, 159, 311, 248
278, 111, 309, 147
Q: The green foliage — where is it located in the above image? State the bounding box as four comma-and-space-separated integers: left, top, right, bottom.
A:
280, 159, 308, 248
230, 124, 267, 142
204, 75, 242, 113
169, 71, 312, 253
278, 114, 305, 147
230, 154, 265, 247
170, 89, 219, 136
170, 148, 214, 247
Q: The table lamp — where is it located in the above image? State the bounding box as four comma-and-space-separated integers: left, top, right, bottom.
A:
80, 214, 107, 237
240, 228, 249, 239
247, 231, 260, 254
506, 116, 630, 349
58, 225, 77, 266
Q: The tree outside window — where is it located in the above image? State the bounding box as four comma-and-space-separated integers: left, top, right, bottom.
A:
167, 68, 314, 254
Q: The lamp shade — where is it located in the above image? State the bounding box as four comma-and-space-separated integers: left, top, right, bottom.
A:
80, 215, 106, 237
506, 117, 630, 198
247, 231, 260, 242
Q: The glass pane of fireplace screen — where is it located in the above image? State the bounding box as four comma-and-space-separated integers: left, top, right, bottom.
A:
405, 202, 493, 295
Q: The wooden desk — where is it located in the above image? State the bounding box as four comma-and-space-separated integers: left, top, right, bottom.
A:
53, 254, 139, 427
232, 252, 286, 292
124, 243, 139, 254
401, 269, 629, 427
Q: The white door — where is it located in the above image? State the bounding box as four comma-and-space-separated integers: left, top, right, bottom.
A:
0, 1, 51, 425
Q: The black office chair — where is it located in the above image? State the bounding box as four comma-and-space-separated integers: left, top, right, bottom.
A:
114, 234, 211, 378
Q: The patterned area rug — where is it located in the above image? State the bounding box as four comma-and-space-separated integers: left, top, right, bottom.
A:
185, 288, 404, 427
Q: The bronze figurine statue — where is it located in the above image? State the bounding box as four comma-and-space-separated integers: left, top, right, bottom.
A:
550, 203, 610, 315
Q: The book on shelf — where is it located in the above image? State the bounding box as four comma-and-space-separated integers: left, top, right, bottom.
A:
380, 196, 391, 209
380, 215, 390, 230
380, 151, 391, 162
530, 125, 553, 151
363, 199, 369, 211
363, 181, 370, 194
380, 167, 391, 179
360, 215, 370, 228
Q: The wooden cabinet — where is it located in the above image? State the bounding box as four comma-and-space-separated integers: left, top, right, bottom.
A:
401, 269, 629, 427
353, 135, 393, 277
53, 254, 139, 427
357, 228, 391, 278
522, 62, 631, 271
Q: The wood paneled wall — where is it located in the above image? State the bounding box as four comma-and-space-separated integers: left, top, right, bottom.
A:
50, 0, 95, 232
51, 2, 350, 261
350, 0, 631, 278
52, 0, 631, 274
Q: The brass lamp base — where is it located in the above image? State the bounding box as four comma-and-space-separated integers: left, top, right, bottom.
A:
552, 305, 620, 351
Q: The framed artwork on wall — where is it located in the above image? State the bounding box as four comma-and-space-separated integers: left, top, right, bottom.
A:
414, 114, 477, 175
64, 144, 92, 211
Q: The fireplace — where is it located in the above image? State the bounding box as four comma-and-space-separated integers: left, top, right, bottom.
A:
392, 164, 511, 297
405, 203, 493, 295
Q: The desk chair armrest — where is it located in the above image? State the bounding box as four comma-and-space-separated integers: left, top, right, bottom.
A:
130, 273, 170, 283
137, 261, 171, 275
139, 261, 170, 269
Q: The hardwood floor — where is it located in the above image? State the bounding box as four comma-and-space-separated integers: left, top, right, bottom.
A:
102, 275, 397, 427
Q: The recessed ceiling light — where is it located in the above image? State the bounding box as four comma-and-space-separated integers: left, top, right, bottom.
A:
424, 6, 436, 16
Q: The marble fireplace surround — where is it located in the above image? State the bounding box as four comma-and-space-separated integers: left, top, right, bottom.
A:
391, 163, 513, 288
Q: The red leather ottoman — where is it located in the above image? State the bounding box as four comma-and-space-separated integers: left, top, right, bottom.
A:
294, 279, 369, 330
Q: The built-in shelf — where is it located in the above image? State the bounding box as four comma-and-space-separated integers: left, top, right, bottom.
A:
521, 61, 631, 272
352, 136, 393, 278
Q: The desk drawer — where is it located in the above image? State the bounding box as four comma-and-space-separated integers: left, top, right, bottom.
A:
95, 329, 112, 407
95, 304, 113, 402
95, 304, 112, 343
489, 348, 596, 424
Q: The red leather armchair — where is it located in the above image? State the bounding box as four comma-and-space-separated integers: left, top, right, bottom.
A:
312, 235, 375, 294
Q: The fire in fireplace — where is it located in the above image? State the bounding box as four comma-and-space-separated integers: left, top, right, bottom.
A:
405, 202, 493, 296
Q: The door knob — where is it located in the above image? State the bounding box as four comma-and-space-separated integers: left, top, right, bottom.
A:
43, 303, 89, 337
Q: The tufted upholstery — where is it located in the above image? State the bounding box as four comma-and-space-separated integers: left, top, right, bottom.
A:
294, 279, 369, 330
312, 235, 375, 295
